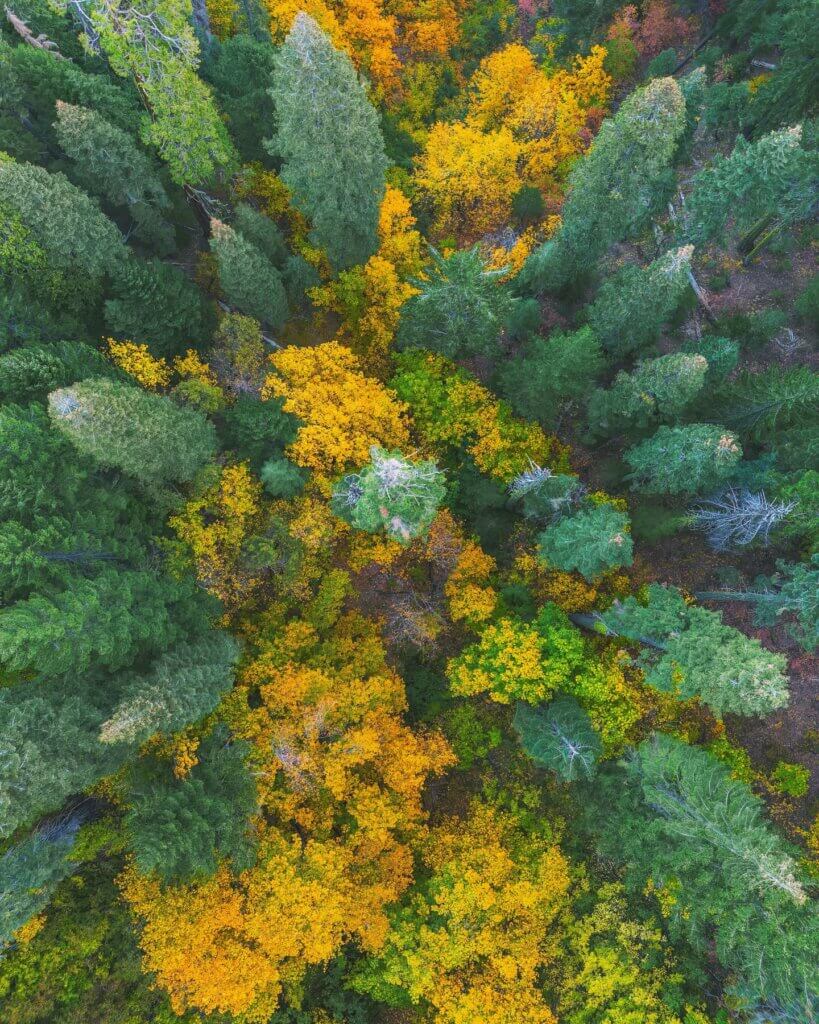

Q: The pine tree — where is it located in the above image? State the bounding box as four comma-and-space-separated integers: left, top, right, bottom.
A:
125, 726, 257, 882
586, 735, 817, 1009
105, 256, 208, 357
0, 156, 126, 279
537, 503, 633, 581
686, 125, 818, 247
210, 219, 288, 329
0, 569, 208, 677
624, 423, 743, 495
513, 697, 601, 780
48, 378, 217, 486
267, 12, 388, 269
587, 351, 708, 438
332, 446, 446, 544
597, 583, 790, 716
586, 246, 694, 357
696, 556, 819, 652
716, 366, 819, 442
497, 327, 604, 427
0, 342, 114, 404
99, 633, 239, 745
520, 78, 687, 291
397, 246, 515, 360
53, 101, 174, 253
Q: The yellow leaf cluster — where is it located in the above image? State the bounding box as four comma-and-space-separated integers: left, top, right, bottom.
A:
367, 801, 570, 1024
467, 43, 612, 190
393, 351, 569, 483
106, 338, 171, 389
444, 539, 498, 627
263, 342, 410, 481
415, 121, 522, 240
168, 462, 265, 609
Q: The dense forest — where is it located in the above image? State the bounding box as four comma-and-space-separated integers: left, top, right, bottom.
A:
0, 0, 817, 1021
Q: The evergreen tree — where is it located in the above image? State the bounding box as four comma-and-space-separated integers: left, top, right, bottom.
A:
0, 342, 114, 404
74, 0, 236, 184
0, 568, 208, 677
597, 584, 790, 716
537, 503, 633, 582
98, 632, 239, 745
716, 366, 819, 442
586, 735, 817, 1009
513, 697, 601, 781
125, 727, 258, 882
586, 246, 694, 358
0, 814, 83, 950
210, 219, 288, 329
205, 35, 278, 164
508, 466, 583, 523
53, 101, 174, 254
696, 556, 819, 652
260, 456, 307, 498
48, 378, 217, 486
105, 256, 208, 357
233, 203, 288, 267
332, 447, 446, 544
397, 246, 515, 360
0, 156, 126, 279
624, 424, 743, 495
686, 125, 818, 247
497, 327, 604, 427
587, 352, 709, 439
0, 672, 131, 837
267, 12, 388, 269
520, 78, 687, 291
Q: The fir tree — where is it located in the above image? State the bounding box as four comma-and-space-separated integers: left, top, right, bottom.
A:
587, 351, 708, 438
597, 584, 790, 716
397, 246, 515, 360
210, 219, 288, 329
125, 727, 258, 883
53, 100, 174, 253
48, 378, 217, 487
537, 503, 633, 581
520, 78, 687, 291
497, 327, 604, 427
267, 12, 388, 269
513, 697, 601, 781
586, 735, 817, 1009
624, 424, 743, 495
586, 246, 694, 358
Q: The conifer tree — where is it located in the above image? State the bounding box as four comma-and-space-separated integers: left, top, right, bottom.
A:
686, 125, 818, 247
68, 0, 236, 184
587, 351, 708, 438
0, 156, 126, 279
267, 12, 388, 269
48, 378, 217, 486
586, 246, 694, 357
332, 446, 446, 544
0, 814, 83, 950
53, 101, 174, 253
520, 78, 687, 291
0, 569, 208, 677
125, 727, 257, 883
497, 327, 604, 427
209, 219, 288, 329
397, 246, 515, 360
537, 503, 633, 581
99, 633, 239, 745
0, 343, 113, 405
624, 424, 742, 495
596, 583, 790, 716
514, 697, 601, 780
586, 735, 817, 1009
